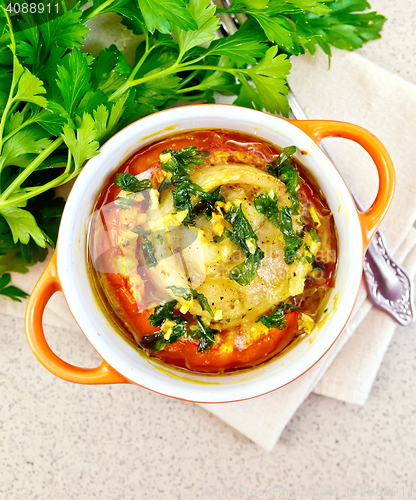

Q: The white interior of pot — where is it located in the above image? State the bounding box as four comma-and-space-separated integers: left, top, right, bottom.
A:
58, 105, 363, 403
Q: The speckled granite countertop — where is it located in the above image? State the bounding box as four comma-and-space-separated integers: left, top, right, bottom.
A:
1, 1, 416, 498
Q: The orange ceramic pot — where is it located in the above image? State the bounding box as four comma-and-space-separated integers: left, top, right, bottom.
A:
25, 105, 395, 403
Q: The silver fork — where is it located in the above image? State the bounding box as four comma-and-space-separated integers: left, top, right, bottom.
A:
214, 1, 415, 326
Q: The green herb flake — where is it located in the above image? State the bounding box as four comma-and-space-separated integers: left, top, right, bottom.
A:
213, 234, 225, 243
148, 300, 178, 326
224, 203, 264, 286
256, 302, 301, 329
166, 285, 214, 317
114, 173, 152, 193
254, 193, 303, 265
267, 146, 299, 214
114, 197, 135, 210
194, 316, 217, 353
309, 228, 320, 243
141, 234, 157, 268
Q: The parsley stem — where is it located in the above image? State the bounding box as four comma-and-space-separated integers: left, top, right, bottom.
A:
82, 0, 115, 22
176, 64, 237, 76
0, 138, 63, 206
2, 169, 70, 207
0, 98, 14, 160
128, 46, 153, 83
108, 45, 154, 102
0, 10, 18, 160
127, 60, 217, 89
64, 149, 72, 175
176, 70, 201, 90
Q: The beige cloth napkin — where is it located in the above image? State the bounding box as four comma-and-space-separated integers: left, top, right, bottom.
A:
1, 48, 416, 451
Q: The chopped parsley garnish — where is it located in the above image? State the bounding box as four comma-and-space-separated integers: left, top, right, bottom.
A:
160, 146, 210, 172
158, 177, 171, 198
148, 300, 178, 326
269, 146, 297, 171
144, 291, 218, 353
300, 243, 315, 264
140, 234, 157, 268
131, 226, 157, 268
166, 286, 214, 318
267, 146, 299, 214
194, 316, 217, 353
160, 147, 219, 226
224, 204, 264, 287
194, 186, 225, 220
213, 235, 225, 243
114, 196, 135, 210
114, 173, 152, 193
139, 334, 167, 353
254, 193, 303, 265
309, 228, 320, 243
228, 249, 265, 287
256, 302, 301, 330
139, 321, 187, 353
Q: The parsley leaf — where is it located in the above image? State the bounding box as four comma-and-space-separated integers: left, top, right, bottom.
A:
0, 273, 29, 302
12, 61, 47, 107
0, 206, 46, 247
224, 203, 258, 255
161, 146, 210, 172
139, 333, 167, 353
173, 0, 218, 59
61, 113, 100, 170
256, 302, 301, 329
207, 23, 268, 64
39, 8, 89, 51
194, 186, 223, 220
138, 0, 197, 34
31, 109, 67, 136
91, 45, 130, 94
278, 163, 300, 214
55, 48, 92, 117
160, 147, 212, 225
234, 47, 292, 116
228, 247, 265, 287
0, 125, 51, 168
140, 234, 157, 268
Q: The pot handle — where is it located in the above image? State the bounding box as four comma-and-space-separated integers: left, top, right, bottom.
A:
293, 120, 395, 250
25, 252, 129, 385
